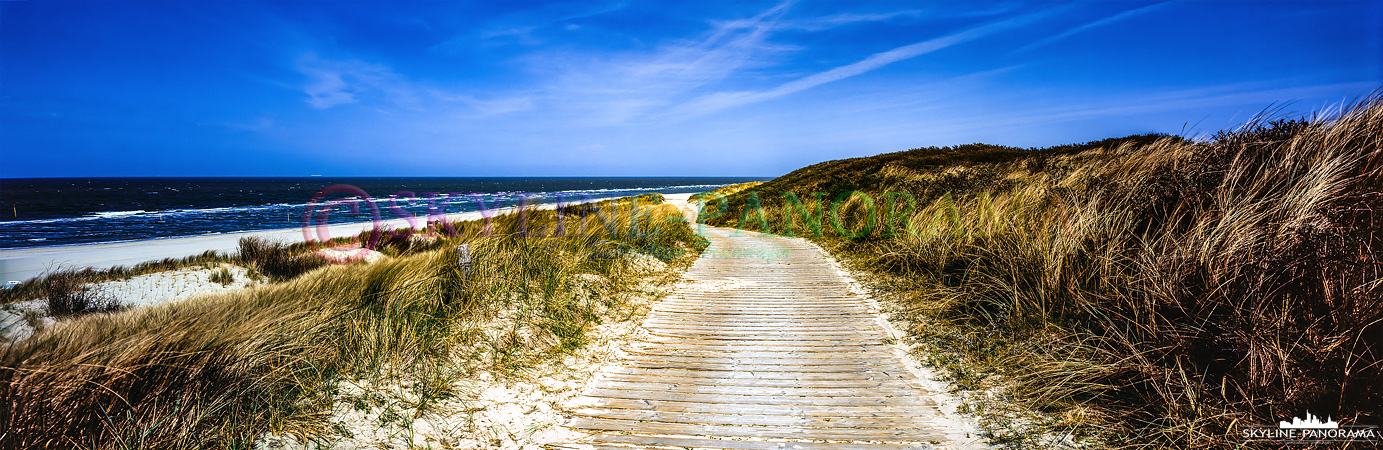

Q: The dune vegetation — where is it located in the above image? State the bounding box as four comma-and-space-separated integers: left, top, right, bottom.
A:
0, 194, 705, 449
0, 252, 236, 307
699, 97, 1383, 448
688, 181, 764, 205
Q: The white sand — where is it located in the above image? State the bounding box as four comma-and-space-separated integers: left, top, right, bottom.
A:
256, 253, 680, 450
0, 218, 409, 284
87, 263, 256, 308
0, 263, 256, 341
0, 299, 48, 342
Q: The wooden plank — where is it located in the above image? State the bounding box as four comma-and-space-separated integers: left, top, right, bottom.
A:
643, 334, 885, 343
605, 367, 913, 381
644, 318, 881, 324
641, 323, 877, 331
572, 408, 939, 428
589, 435, 938, 449
627, 342, 889, 351
569, 418, 946, 440
649, 326, 868, 333
661, 299, 868, 304
656, 305, 872, 310
640, 324, 879, 332
620, 354, 903, 365
631, 343, 890, 351
635, 342, 892, 349
616, 356, 909, 369
596, 374, 920, 389
581, 389, 933, 407
642, 315, 878, 322
587, 381, 927, 398
653, 307, 874, 314
577, 397, 938, 416
615, 355, 909, 366
640, 331, 882, 338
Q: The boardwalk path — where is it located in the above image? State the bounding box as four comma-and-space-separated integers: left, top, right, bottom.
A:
559, 225, 963, 449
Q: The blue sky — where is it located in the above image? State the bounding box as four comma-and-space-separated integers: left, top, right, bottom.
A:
2, 1, 1380, 177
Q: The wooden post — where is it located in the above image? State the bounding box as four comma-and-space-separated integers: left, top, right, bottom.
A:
456, 244, 472, 282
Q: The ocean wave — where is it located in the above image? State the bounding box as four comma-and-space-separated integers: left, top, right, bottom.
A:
93, 210, 146, 218
0, 203, 307, 226
0, 183, 735, 228
1, 212, 146, 225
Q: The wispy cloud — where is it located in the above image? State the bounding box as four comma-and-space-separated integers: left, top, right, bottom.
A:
507, 1, 796, 125
300, 64, 355, 109
780, 10, 922, 30
432, 1, 628, 51
292, 2, 1083, 126
715, 2, 1020, 33
393, 1, 1059, 126
224, 117, 274, 132
297, 54, 417, 109
711, 5, 916, 33
663, 5, 1070, 119
436, 92, 538, 116
1016, 1, 1174, 53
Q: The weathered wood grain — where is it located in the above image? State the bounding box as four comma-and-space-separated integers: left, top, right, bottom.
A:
562, 227, 950, 448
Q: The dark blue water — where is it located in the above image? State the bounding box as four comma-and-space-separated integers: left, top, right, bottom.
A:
0, 177, 763, 249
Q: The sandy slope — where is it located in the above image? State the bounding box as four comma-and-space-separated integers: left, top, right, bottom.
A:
0, 263, 257, 341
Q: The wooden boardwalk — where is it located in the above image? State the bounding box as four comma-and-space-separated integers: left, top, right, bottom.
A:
560, 227, 953, 449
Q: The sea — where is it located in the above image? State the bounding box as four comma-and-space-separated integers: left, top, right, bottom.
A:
0, 177, 764, 249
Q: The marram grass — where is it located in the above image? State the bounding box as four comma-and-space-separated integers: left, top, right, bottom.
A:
0, 194, 705, 449
703, 95, 1383, 448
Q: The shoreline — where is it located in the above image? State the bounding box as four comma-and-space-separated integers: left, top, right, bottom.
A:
0, 194, 673, 283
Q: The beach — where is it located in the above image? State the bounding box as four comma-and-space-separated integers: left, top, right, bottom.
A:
0, 195, 648, 284
0, 193, 699, 342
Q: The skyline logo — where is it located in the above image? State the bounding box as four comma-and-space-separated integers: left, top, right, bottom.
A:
1279, 412, 1338, 430
1243, 411, 1378, 445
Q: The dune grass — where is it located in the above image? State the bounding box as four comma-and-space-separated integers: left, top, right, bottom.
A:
700, 97, 1383, 448
0, 251, 236, 307
40, 270, 124, 318
208, 268, 234, 286
0, 193, 705, 449
688, 181, 764, 205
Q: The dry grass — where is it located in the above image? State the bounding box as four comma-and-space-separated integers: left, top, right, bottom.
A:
702, 95, 1383, 448
0, 193, 705, 449
40, 270, 123, 317
208, 268, 234, 286
235, 237, 328, 282
688, 181, 765, 205
0, 252, 233, 306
